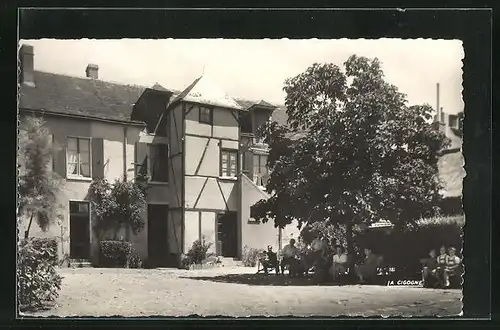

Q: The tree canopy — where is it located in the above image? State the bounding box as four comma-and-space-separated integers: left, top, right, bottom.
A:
18, 116, 63, 238
251, 55, 450, 241
88, 177, 147, 241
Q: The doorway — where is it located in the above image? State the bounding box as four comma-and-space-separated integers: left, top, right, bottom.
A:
147, 204, 170, 267
217, 211, 238, 257
69, 201, 91, 259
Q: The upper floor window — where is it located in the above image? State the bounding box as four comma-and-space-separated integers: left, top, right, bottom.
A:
253, 154, 269, 187
149, 143, 169, 183
239, 111, 253, 134
67, 137, 91, 178
199, 106, 213, 125
221, 149, 237, 178
448, 114, 459, 129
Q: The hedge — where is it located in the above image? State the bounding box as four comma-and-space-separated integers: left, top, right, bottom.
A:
356, 215, 464, 275
99, 240, 132, 268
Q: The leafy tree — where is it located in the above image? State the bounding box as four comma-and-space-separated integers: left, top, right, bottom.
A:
251, 55, 450, 258
88, 177, 147, 241
18, 116, 63, 239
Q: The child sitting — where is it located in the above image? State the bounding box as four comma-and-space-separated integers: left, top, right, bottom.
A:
435, 245, 449, 288
443, 247, 461, 288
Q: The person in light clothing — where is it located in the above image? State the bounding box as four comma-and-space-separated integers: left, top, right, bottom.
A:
330, 245, 349, 281
280, 239, 299, 275
443, 247, 461, 288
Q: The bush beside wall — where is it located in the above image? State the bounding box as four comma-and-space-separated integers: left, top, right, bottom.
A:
98, 240, 132, 268
17, 238, 62, 311
30, 237, 59, 266
127, 247, 143, 268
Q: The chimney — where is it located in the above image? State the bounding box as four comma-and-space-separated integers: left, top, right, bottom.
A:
86, 64, 99, 79
19, 44, 35, 86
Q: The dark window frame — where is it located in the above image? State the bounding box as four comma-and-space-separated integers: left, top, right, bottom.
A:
199, 106, 213, 125
149, 143, 169, 183
220, 148, 238, 178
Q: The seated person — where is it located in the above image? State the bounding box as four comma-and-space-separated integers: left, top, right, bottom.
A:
443, 247, 461, 287
420, 248, 439, 287
354, 247, 382, 283
280, 238, 299, 276
435, 245, 449, 287
260, 245, 279, 274
330, 245, 349, 281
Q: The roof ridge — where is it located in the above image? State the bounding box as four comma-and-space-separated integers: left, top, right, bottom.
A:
34, 70, 150, 90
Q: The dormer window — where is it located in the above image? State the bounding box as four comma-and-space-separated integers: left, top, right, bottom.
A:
199, 106, 213, 125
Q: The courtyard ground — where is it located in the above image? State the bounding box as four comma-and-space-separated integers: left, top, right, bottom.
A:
22, 266, 462, 317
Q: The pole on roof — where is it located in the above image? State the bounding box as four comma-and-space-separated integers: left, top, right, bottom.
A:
436, 83, 440, 123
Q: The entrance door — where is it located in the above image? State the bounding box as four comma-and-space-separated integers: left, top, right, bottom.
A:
217, 211, 238, 257
148, 204, 169, 267
69, 201, 91, 259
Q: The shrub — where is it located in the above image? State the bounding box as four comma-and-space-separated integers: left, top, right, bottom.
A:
186, 239, 213, 265
17, 238, 63, 311
127, 247, 142, 268
241, 246, 261, 267
30, 237, 59, 266
179, 254, 193, 270
99, 240, 132, 268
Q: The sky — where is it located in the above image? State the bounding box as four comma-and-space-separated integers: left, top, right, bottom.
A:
20, 38, 464, 114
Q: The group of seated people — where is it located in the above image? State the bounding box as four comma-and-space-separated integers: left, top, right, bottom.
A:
420, 245, 461, 288
259, 238, 384, 284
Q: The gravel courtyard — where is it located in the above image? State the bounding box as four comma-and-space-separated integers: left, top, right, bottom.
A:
23, 267, 462, 317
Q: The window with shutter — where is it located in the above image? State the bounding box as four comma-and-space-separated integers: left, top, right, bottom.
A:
66, 137, 91, 179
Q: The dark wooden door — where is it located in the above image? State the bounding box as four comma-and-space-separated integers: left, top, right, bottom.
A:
69, 201, 91, 259
217, 212, 238, 257
148, 204, 169, 267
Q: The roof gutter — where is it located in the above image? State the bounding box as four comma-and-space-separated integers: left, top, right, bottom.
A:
19, 107, 146, 127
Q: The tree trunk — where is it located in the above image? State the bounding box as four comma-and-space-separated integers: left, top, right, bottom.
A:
24, 211, 35, 239
346, 222, 354, 274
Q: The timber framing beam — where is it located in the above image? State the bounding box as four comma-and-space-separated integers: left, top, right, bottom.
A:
216, 179, 230, 212
194, 138, 211, 175
193, 177, 209, 209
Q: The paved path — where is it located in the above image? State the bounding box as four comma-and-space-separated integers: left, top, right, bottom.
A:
23, 267, 462, 317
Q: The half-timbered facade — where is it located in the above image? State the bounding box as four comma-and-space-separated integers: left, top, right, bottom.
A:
18, 44, 300, 267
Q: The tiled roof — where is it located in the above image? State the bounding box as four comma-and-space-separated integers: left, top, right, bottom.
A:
235, 98, 257, 110
19, 71, 161, 123
19, 70, 288, 128
174, 75, 243, 111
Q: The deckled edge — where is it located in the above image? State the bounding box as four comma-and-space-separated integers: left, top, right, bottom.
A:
458, 39, 465, 317
16, 38, 21, 317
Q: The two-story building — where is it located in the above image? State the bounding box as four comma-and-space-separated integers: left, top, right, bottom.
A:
18, 44, 299, 267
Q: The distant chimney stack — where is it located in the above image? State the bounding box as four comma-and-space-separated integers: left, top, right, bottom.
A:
86, 64, 99, 79
19, 44, 35, 86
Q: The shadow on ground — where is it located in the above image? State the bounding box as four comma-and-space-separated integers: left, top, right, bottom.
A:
180, 273, 348, 286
